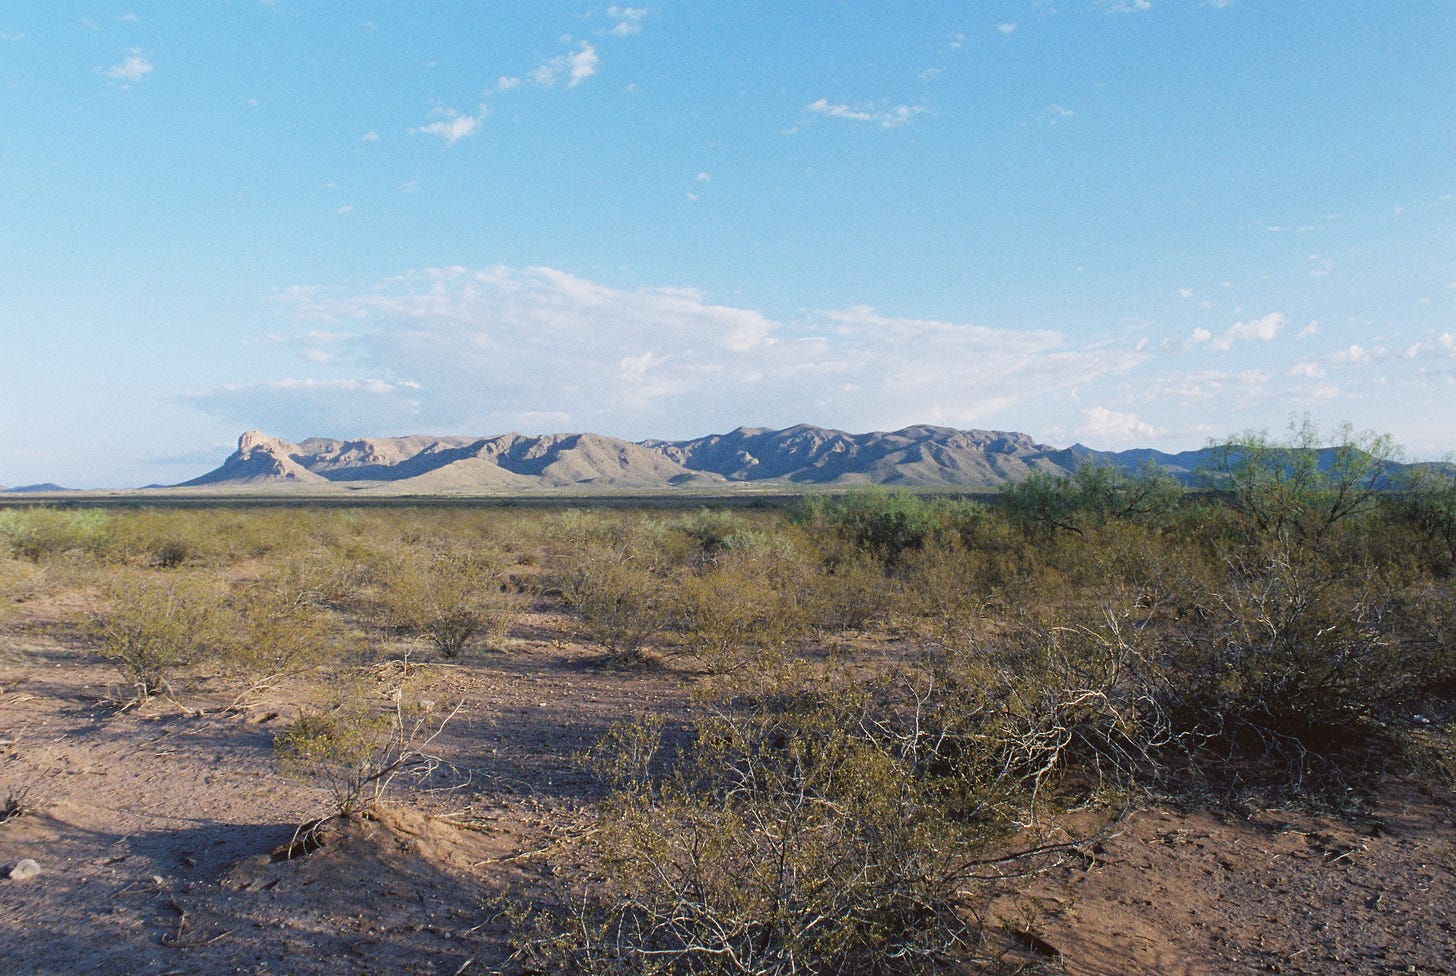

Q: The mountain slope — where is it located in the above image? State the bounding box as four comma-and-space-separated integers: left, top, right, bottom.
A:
175, 424, 1238, 491
180, 431, 328, 487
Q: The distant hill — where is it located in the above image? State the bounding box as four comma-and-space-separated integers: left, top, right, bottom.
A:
176, 425, 1241, 492
0, 483, 70, 494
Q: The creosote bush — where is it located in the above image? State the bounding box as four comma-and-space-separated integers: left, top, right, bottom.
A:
88, 571, 231, 705
509, 671, 1008, 976
673, 546, 808, 672
274, 677, 458, 819
0, 507, 111, 563
1000, 461, 1181, 537
216, 572, 338, 708
374, 547, 527, 657
546, 512, 680, 665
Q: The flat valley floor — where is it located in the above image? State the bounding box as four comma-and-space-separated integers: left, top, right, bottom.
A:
3, 598, 1455, 975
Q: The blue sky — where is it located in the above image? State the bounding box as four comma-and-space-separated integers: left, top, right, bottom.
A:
2, 1, 1452, 487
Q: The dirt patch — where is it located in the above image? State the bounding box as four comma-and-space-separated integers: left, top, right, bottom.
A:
3, 602, 1454, 975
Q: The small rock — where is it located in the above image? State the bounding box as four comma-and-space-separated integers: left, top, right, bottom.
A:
9, 858, 41, 881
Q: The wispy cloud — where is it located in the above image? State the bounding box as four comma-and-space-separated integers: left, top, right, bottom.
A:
185, 379, 422, 436
1189, 312, 1285, 352
805, 98, 927, 129
608, 6, 648, 36
103, 47, 152, 87
531, 41, 599, 88
411, 107, 482, 146
1081, 406, 1158, 444
997, 23, 1017, 34
1329, 344, 1378, 366
1099, 0, 1151, 11
1402, 333, 1456, 360
197, 265, 1142, 439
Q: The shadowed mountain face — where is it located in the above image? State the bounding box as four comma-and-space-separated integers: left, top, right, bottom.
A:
177, 425, 1227, 491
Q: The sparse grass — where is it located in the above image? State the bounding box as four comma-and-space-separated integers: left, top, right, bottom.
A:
88, 570, 233, 706
273, 673, 461, 821
1, 783, 37, 824
373, 546, 529, 658
7, 439, 1455, 969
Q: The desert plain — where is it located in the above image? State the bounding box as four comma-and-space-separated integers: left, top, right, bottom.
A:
2, 480, 1454, 975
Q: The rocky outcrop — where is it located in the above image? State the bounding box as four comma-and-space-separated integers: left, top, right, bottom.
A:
179, 431, 327, 487
176, 424, 1227, 491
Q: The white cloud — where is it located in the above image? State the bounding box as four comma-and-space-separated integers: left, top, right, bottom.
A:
1046, 104, 1075, 124
201, 265, 1144, 439
185, 378, 422, 436
608, 6, 648, 35
1145, 368, 1273, 406
496, 75, 521, 90
1081, 406, 1157, 444
1297, 321, 1319, 339
949, 32, 965, 49
805, 98, 927, 129
997, 23, 1017, 34
1178, 288, 1194, 298
411, 108, 481, 146
1288, 361, 1326, 379
1219, 312, 1284, 348
569, 43, 600, 86
1, 31, 25, 42
1099, 0, 1151, 11
696, 171, 711, 182
103, 48, 152, 86
336, 205, 353, 215
361, 131, 380, 142
531, 41, 599, 88
1194, 312, 1285, 351
1329, 344, 1373, 366
1402, 333, 1456, 359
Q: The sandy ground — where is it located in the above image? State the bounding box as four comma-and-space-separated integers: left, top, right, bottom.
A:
3, 605, 1454, 975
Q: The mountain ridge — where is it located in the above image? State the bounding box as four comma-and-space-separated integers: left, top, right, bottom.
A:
175, 424, 1222, 492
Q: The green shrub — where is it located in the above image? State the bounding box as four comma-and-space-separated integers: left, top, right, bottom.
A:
545, 514, 681, 664
1000, 461, 1180, 537
88, 571, 231, 704
0, 508, 111, 562
375, 547, 527, 657
674, 547, 807, 671
1159, 544, 1443, 771
1200, 417, 1397, 549
1387, 464, 1456, 577
510, 679, 991, 975
556, 547, 674, 664
274, 679, 457, 819
214, 573, 338, 708
668, 508, 759, 562
789, 487, 944, 567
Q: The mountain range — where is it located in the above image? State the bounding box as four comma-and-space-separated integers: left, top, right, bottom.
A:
176, 425, 1220, 493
